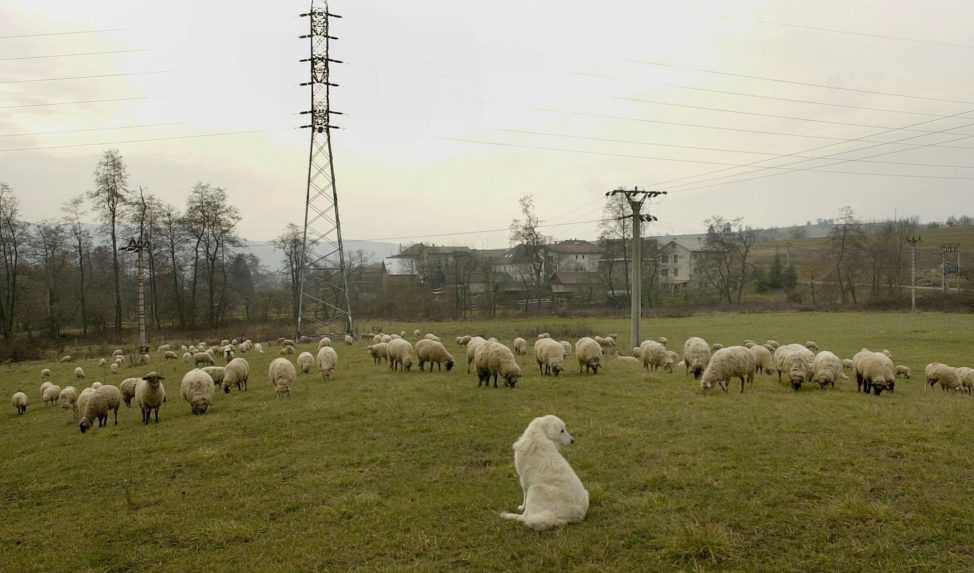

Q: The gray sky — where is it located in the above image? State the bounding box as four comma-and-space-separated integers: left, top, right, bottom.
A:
1, 0, 972, 248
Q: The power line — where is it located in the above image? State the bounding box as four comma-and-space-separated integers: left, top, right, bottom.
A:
358, 218, 610, 243
0, 96, 149, 110
443, 137, 974, 181
0, 122, 181, 138
632, 60, 974, 105
0, 70, 168, 84
502, 129, 974, 169
618, 96, 972, 135
757, 18, 974, 50
0, 28, 125, 40
0, 48, 147, 62
0, 128, 290, 153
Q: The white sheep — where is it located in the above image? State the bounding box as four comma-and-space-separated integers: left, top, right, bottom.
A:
424, 333, 441, 342
895, 365, 912, 379
182, 352, 192, 363
842, 358, 854, 371
119, 377, 140, 407
683, 337, 711, 380
222, 345, 234, 363
181, 369, 215, 414
316, 346, 338, 381
193, 352, 215, 367
74, 366, 86, 380
368, 343, 388, 365
318, 337, 332, 349
856, 352, 896, 395
475, 341, 521, 388
297, 351, 315, 374
344, 334, 354, 345
60, 355, 73, 363
639, 340, 668, 372
386, 338, 414, 372
957, 367, 974, 395
79, 385, 121, 433
805, 341, 820, 354
110, 362, 120, 374
535, 338, 565, 377
559, 340, 572, 355
512, 337, 528, 356
98, 358, 107, 367
255, 343, 264, 353
466, 336, 487, 373
41, 368, 51, 380
664, 350, 680, 373
457, 335, 472, 346
415, 339, 454, 372
135, 372, 166, 424
774, 344, 816, 391
223, 357, 250, 393
811, 351, 845, 390
164, 350, 178, 360
201, 366, 225, 388
268, 357, 297, 398
926, 363, 960, 393
12, 392, 28, 415
40, 381, 53, 399
42, 384, 61, 407
574, 337, 603, 375
537, 332, 551, 340
700, 346, 755, 392
59, 386, 79, 417
748, 344, 773, 375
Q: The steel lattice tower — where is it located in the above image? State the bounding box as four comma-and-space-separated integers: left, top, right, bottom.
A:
296, 1, 352, 338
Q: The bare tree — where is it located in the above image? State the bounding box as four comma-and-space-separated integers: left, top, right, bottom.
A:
32, 221, 68, 337
597, 195, 632, 302
160, 203, 186, 328
62, 195, 91, 335
88, 149, 131, 335
828, 207, 866, 304
273, 223, 305, 322
0, 184, 24, 339
509, 195, 549, 311
183, 185, 240, 328
700, 216, 757, 304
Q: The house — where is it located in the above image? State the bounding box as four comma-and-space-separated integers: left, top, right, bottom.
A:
385, 244, 474, 288
546, 239, 601, 273
550, 271, 604, 302
656, 236, 709, 290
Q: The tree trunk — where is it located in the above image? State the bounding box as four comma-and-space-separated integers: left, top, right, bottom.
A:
76, 239, 87, 335
110, 215, 122, 335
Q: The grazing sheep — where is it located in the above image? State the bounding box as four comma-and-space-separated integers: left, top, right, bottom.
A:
414, 329, 422, 338
457, 335, 472, 346
201, 366, 226, 388
181, 352, 192, 363
223, 358, 250, 392
110, 362, 120, 374
805, 341, 820, 353
181, 369, 216, 414
664, 350, 680, 373
60, 355, 73, 363
701, 346, 755, 393
268, 357, 297, 398
58, 386, 78, 417
415, 339, 454, 372
74, 367, 85, 380
318, 337, 332, 349
466, 336, 488, 373
76, 387, 94, 420
774, 344, 816, 391
386, 338, 415, 372
575, 337, 603, 375
857, 352, 896, 395
119, 378, 140, 407
42, 384, 61, 406
316, 346, 338, 381
279, 344, 296, 356
560, 340, 572, 355
40, 381, 53, 399
596, 336, 617, 357
811, 351, 845, 390
881, 349, 894, 360
368, 343, 388, 365
512, 337, 528, 356
639, 340, 668, 372
842, 358, 854, 371
12, 392, 28, 415
193, 352, 215, 367
683, 337, 711, 380
162, 351, 178, 360
537, 332, 551, 340
500, 415, 588, 531
614, 356, 641, 367
41, 368, 51, 380
926, 363, 961, 393
255, 343, 264, 354
344, 334, 354, 345
222, 346, 234, 363
895, 365, 912, 379
711, 343, 724, 352
98, 358, 107, 367
475, 341, 522, 388
657, 337, 669, 347
135, 372, 166, 424
91, 382, 103, 389
765, 340, 780, 352
957, 367, 974, 395
424, 333, 441, 342
748, 344, 773, 375
79, 385, 121, 433
297, 352, 315, 374
535, 338, 565, 377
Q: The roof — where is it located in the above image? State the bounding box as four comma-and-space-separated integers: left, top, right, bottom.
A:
389, 243, 474, 259
549, 271, 602, 285
659, 235, 709, 253
548, 240, 601, 255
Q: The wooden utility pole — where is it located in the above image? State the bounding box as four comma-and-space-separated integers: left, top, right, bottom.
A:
605, 187, 666, 351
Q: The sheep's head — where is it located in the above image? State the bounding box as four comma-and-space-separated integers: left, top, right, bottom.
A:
445, 360, 455, 372
191, 399, 209, 415
551, 363, 562, 377
223, 383, 232, 394
79, 417, 92, 433
402, 356, 413, 371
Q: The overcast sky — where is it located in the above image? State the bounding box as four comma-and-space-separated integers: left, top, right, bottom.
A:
1, 0, 972, 249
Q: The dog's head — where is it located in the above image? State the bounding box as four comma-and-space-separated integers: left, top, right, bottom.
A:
537, 415, 574, 446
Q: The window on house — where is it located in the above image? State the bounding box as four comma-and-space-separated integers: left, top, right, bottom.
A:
673, 255, 679, 264
661, 268, 668, 277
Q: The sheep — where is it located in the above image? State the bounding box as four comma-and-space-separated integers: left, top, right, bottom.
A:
475, 341, 522, 388
193, 352, 215, 367
457, 335, 472, 346
895, 365, 912, 379
318, 337, 332, 349
805, 341, 820, 354
373, 334, 384, 345
40, 381, 53, 398
201, 366, 226, 388
41, 368, 51, 380
664, 350, 680, 373
657, 337, 669, 347
74, 366, 85, 380
182, 352, 192, 363
701, 346, 755, 392
79, 385, 121, 433
97, 358, 107, 367
344, 334, 354, 345
683, 337, 711, 380
774, 344, 816, 391
575, 337, 603, 375
268, 357, 297, 398
811, 351, 845, 390
135, 372, 166, 424
316, 346, 338, 381
422, 333, 440, 342
639, 340, 668, 372
110, 362, 119, 374
223, 357, 250, 393
957, 367, 974, 395
141, 353, 151, 365
413, 329, 422, 338
842, 358, 854, 371
535, 338, 565, 377
91, 382, 103, 389
560, 340, 572, 355
881, 349, 894, 360
42, 384, 61, 406
416, 339, 454, 372
163, 350, 178, 360
857, 352, 896, 395
12, 392, 28, 415
368, 343, 388, 365
279, 345, 295, 356
596, 336, 617, 357
181, 369, 216, 413
926, 363, 961, 393
58, 386, 79, 417
297, 351, 315, 374
157, 344, 172, 352
222, 345, 234, 363
60, 355, 73, 363
614, 356, 641, 367
537, 332, 551, 340
380, 334, 392, 344
76, 387, 94, 421
512, 337, 528, 356
255, 343, 263, 354
221, 339, 230, 347
711, 343, 724, 352
119, 377, 140, 407
748, 344, 773, 375
386, 338, 415, 372
466, 336, 488, 373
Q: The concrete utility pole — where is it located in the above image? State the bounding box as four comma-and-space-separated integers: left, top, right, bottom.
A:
906, 235, 921, 312
605, 187, 667, 351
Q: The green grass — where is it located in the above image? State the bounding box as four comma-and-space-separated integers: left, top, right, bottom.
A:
3, 312, 974, 572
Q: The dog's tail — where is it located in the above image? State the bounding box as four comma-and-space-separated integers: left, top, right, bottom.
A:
499, 512, 524, 522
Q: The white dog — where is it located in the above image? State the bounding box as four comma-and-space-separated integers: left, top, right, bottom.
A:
501, 415, 589, 530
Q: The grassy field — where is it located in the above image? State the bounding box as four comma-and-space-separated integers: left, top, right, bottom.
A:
3, 312, 974, 572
